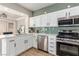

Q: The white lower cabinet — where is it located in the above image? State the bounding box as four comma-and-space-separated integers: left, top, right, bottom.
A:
27, 36, 33, 49
32, 35, 37, 48
48, 35, 57, 55
0, 35, 34, 56
8, 41, 16, 56
15, 35, 33, 55
1, 36, 16, 56
24, 39, 28, 50
15, 35, 25, 55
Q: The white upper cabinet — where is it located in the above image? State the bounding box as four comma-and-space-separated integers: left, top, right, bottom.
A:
56, 9, 68, 18
29, 6, 79, 27
29, 17, 35, 27
56, 6, 79, 18
47, 12, 58, 27
30, 13, 58, 27
40, 14, 48, 27
30, 16, 40, 27
69, 6, 79, 16
34, 16, 41, 27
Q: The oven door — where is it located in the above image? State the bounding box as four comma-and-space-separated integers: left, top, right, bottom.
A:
57, 42, 79, 56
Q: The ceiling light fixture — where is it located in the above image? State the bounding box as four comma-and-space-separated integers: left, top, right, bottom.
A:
44, 11, 47, 14
0, 13, 7, 19
67, 5, 71, 8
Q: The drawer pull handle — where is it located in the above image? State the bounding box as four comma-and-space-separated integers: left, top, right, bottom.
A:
14, 43, 16, 47
50, 38, 54, 40
50, 42, 54, 44
50, 50, 53, 52
9, 40, 15, 42
50, 46, 54, 48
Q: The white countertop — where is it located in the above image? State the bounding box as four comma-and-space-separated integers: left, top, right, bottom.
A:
0, 35, 5, 39
0, 34, 15, 39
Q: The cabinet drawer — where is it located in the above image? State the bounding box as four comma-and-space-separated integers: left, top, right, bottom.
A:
49, 49, 56, 55
49, 42, 55, 44
24, 40, 28, 44
49, 46, 54, 48
49, 50, 54, 52
49, 38, 56, 42
49, 38, 55, 40
49, 45, 56, 49
48, 42, 56, 46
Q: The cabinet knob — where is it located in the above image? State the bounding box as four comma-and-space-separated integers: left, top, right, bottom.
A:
24, 40, 28, 43
14, 43, 16, 47
9, 40, 15, 42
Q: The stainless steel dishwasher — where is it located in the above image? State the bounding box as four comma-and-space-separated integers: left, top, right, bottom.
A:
37, 35, 48, 52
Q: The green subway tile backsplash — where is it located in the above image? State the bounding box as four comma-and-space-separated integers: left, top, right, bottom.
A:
29, 27, 58, 34
29, 26, 79, 34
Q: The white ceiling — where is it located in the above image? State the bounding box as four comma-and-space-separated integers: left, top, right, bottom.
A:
0, 5, 27, 20
18, 3, 54, 11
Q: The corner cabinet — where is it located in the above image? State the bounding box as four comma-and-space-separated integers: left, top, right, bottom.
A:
29, 17, 36, 27
29, 16, 41, 27
15, 35, 33, 55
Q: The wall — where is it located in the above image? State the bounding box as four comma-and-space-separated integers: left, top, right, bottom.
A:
16, 16, 29, 33
0, 3, 32, 17
33, 3, 79, 16
32, 3, 79, 35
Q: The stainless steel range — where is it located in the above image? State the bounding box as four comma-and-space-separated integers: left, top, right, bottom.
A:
56, 30, 79, 56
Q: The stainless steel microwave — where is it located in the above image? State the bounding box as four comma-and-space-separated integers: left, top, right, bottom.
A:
58, 19, 73, 26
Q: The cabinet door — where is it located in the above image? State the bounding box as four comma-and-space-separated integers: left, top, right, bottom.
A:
9, 41, 16, 56
34, 16, 41, 27
20, 36, 25, 52
56, 9, 67, 18
33, 35, 37, 48
48, 12, 58, 27
15, 36, 24, 55
24, 39, 28, 50
69, 6, 79, 16
25, 35, 33, 49
23, 35, 29, 50
30, 16, 41, 27
15, 40, 20, 55
28, 36, 33, 48
40, 14, 48, 27
29, 18, 35, 27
